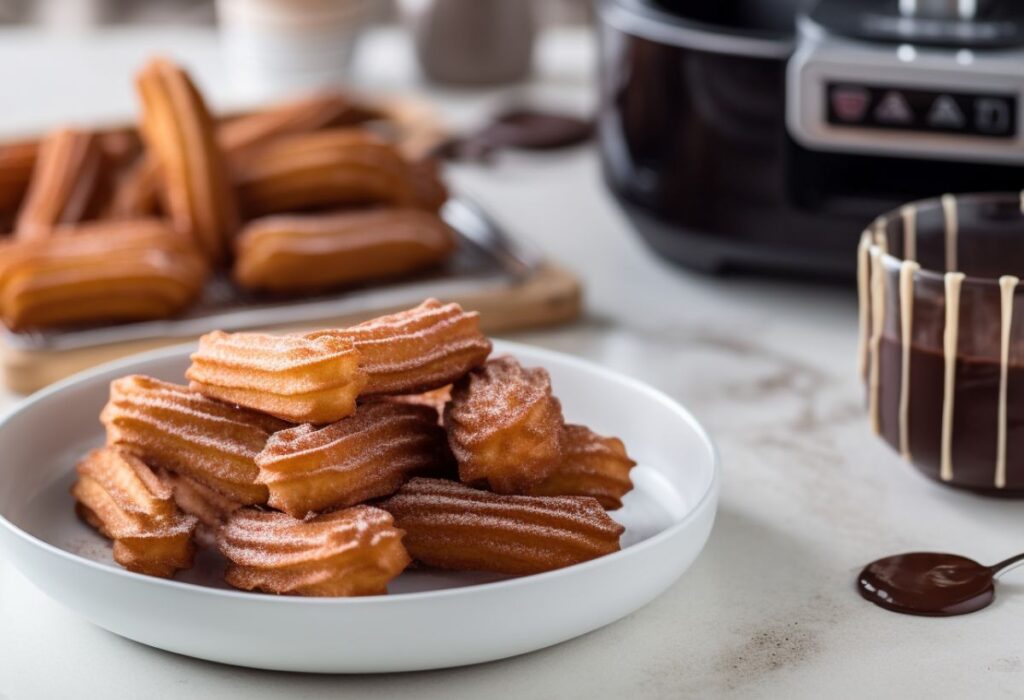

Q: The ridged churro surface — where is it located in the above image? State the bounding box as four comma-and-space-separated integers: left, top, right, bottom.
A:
528, 424, 636, 509
314, 299, 491, 397
219, 91, 377, 165
380, 478, 622, 575
186, 330, 367, 424
136, 57, 238, 263
72, 446, 197, 577
234, 129, 418, 216
233, 208, 456, 293
0, 219, 207, 330
444, 356, 563, 493
218, 505, 410, 596
256, 401, 452, 517
157, 468, 243, 546
101, 375, 285, 504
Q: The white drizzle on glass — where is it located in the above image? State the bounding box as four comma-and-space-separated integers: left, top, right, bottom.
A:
940, 271, 963, 483
862, 194, 1020, 489
898, 260, 919, 461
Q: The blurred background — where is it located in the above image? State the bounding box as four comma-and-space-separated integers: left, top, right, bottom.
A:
0, 0, 591, 29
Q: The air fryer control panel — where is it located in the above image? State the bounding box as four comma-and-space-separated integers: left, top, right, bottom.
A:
787, 19, 1024, 163
825, 83, 1017, 138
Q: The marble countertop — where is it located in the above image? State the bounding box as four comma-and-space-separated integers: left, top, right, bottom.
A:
0, 27, 1021, 700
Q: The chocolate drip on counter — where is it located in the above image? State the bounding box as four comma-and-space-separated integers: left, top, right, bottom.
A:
858, 551, 1024, 616
434, 110, 593, 161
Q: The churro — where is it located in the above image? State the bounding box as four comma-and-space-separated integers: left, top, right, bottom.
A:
101, 375, 286, 504
186, 330, 367, 424
380, 478, 623, 575
218, 506, 410, 596
444, 356, 563, 493
256, 401, 452, 517
72, 446, 197, 577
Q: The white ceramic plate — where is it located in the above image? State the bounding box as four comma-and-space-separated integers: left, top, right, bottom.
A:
0, 340, 719, 673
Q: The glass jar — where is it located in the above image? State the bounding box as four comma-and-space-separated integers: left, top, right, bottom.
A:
860, 191, 1024, 494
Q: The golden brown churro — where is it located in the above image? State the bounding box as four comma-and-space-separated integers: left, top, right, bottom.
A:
72, 446, 197, 577
380, 478, 623, 575
444, 356, 564, 493
313, 299, 491, 396
232, 208, 456, 294
218, 91, 379, 165
0, 140, 38, 219
14, 128, 108, 239
0, 219, 207, 331
218, 505, 410, 596
528, 424, 636, 510
135, 57, 238, 263
186, 330, 367, 424
101, 375, 286, 504
107, 92, 373, 221
255, 401, 452, 517
156, 468, 243, 546
233, 129, 419, 216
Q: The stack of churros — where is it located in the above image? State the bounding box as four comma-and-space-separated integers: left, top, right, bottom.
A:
72, 299, 637, 596
0, 56, 455, 332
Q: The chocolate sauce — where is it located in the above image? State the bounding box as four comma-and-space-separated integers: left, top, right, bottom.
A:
858, 551, 1024, 616
877, 338, 1024, 492
858, 552, 994, 616
434, 110, 593, 161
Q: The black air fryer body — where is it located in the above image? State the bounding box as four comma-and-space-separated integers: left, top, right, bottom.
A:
598, 0, 1024, 276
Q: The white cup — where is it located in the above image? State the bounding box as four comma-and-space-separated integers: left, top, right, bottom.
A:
216, 0, 382, 101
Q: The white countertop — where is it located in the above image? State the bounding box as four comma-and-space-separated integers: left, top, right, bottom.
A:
1, 27, 1022, 700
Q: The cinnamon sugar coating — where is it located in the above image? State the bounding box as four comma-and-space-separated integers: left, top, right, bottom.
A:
156, 468, 243, 546
232, 208, 456, 294
256, 401, 453, 518
444, 356, 563, 493
380, 478, 623, 575
72, 446, 197, 577
528, 424, 636, 510
376, 385, 452, 424
71, 296, 640, 594
312, 299, 491, 396
186, 330, 367, 424
218, 505, 410, 596
101, 375, 286, 504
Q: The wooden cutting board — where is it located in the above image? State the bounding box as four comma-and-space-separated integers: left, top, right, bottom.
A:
1, 262, 581, 394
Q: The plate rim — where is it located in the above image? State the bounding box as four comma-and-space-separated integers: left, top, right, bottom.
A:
0, 338, 720, 606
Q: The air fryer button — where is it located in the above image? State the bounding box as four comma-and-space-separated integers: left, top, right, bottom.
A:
927, 96, 966, 130
975, 99, 1012, 135
830, 86, 870, 123
874, 91, 914, 125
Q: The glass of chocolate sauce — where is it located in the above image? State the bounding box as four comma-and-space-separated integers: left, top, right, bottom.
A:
859, 192, 1024, 494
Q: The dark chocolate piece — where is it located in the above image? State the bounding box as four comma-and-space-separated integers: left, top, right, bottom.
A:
435, 109, 593, 161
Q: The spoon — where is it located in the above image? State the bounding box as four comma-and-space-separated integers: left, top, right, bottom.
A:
857, 551, 1024, 616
